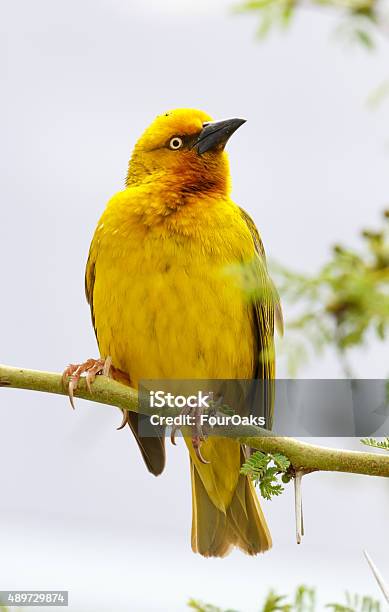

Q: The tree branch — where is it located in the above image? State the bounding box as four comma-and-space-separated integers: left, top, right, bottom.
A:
1, 363, 389, 478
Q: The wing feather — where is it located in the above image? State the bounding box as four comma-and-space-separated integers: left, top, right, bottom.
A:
85, 236, 166, 476
239, 207, 283, 427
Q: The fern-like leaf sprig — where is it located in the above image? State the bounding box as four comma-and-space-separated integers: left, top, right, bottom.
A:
240, 451, 291, 500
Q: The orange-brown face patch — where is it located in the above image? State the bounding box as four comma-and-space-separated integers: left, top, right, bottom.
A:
127, 108, 230, 197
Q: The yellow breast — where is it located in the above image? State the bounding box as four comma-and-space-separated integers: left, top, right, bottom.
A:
90, 187, 257, 385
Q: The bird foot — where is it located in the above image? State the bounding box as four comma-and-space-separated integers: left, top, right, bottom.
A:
171, 405, 209, 464
62, 356, 112, 409
116, 406, 131, 430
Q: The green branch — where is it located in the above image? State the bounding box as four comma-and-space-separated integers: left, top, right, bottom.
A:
1, 363, 389, 478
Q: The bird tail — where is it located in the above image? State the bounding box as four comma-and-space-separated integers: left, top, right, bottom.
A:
190, 457, 272, 557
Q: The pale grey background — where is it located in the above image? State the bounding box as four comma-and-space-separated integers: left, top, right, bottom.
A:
1, 0, 389, 610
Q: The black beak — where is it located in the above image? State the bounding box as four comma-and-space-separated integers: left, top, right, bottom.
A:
192, 117, 246, 155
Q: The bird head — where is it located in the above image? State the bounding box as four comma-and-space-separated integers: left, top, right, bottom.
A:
126, 108, 246, 196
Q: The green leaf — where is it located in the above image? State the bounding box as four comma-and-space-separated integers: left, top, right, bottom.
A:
272, 453, 291, 471
360, 437, 389, 451
241, 451, 291, 499
354, 28, 375, 49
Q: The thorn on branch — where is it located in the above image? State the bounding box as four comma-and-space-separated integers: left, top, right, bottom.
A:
293, 468, 316, 544
364, 550, 389, 604
294, 470, 304, 544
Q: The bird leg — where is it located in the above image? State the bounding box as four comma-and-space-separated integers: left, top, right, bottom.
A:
62, 356, 112, 409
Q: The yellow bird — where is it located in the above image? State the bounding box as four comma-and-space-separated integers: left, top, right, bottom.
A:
64, 108, 282, 557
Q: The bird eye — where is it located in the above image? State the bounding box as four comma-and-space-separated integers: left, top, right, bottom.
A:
169, 136, 183, 150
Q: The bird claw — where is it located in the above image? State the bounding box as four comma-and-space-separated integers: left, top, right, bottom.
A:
62, 357, 112, 409
169, 404, 209, 463
85, 356, 112, 394
68, 377, 77, 410
170, 426, 178, 446
192, 435, 209, 464
170, 406, 191, 446
116, 409, 129, 431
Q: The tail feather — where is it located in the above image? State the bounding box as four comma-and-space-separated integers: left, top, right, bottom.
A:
190, 457, 272, 557
109, 370, 166, 477
191, 460, 232, 557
